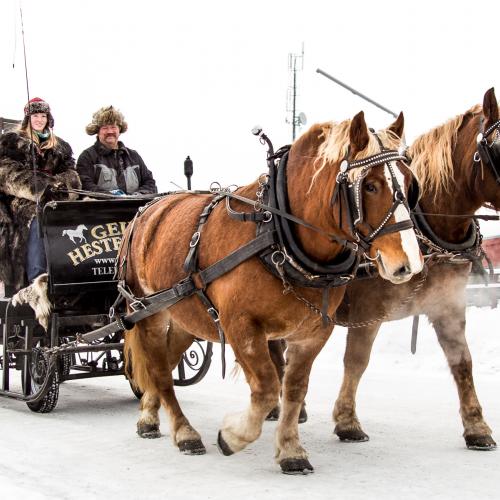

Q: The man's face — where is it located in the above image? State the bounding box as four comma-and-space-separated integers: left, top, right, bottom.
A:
98, 124, 120, 149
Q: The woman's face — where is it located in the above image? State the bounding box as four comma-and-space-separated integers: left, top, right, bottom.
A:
30, 113, 48, 132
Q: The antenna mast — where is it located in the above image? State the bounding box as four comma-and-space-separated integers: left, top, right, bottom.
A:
286, 44, 306, 141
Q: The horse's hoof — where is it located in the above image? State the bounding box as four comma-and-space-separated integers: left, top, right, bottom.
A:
266, 407, 280, 421
137, 423, 161, 439
465, 434, 497, 450
280, 458, 314, 475
298, 406, 308, 424
335, 426, 369, 442
217, 430, 234, 456
178, 439, 206, 455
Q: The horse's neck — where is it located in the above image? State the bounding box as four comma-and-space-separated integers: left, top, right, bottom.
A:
419, 135, 480, 243
286, 154, 345, 262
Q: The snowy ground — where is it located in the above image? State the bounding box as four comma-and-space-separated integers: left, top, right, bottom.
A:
0, 306, 499, 500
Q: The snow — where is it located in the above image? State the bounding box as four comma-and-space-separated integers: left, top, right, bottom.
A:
0, 307, 499, 499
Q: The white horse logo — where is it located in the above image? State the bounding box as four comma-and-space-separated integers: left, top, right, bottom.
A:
62, 224, 88, 244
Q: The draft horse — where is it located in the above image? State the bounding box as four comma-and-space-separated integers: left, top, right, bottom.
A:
121, 111, 423, 474
333, 88, 500, 450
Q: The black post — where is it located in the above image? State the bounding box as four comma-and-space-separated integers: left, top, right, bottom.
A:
184, 156, 193, 190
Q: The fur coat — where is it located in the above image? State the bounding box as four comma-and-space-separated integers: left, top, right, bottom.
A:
0, 131, 81, 291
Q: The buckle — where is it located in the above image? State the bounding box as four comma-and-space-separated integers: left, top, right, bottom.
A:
189, 231, 201, 248
207, 307, 220, 323
130, 300, 146, 312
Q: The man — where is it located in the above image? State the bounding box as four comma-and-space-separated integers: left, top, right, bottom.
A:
77, 106, 157, 195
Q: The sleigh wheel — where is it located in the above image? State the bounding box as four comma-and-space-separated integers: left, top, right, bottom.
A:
22, 346, 60, 413
58, 352, 73, 378
57, 339, 74, 380
174, 340, 213, 387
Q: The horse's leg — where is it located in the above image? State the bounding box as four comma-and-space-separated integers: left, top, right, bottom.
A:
275, 329, 331, 474
267, 340, 307, 423
266, 340, 286, 421
333, 323, 381, 442
137, 390, 161, 438
217, 327, 280, 455
125, 312, 205, 455
429, 308, 496, 450
134, 320, 196, 440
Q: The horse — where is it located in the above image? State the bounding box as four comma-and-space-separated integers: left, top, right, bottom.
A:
62, 224, 87, 244
121, 111, 424, 474
331, 88, 500, 451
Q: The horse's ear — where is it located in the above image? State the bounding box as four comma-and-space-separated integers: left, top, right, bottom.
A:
349, 111, 370, 154
388, 112, 405, 139
483, 87, 499, 125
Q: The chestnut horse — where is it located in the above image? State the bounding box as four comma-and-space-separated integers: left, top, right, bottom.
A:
332, 88, 500, 450
121, 111, 423, 474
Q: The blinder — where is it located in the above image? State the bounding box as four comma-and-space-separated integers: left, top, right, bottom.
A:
476, 119, 500, 184
407, 175, 420, 210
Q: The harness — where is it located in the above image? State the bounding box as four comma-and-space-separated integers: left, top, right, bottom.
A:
84, 130, 417, 376
475, 118, 500, 184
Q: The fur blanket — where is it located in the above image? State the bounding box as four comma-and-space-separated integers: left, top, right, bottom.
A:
0, 132, 81, 290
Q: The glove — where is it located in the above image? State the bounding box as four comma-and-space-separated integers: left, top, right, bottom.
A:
110, 189, 126, 196
40, 182, 67, 203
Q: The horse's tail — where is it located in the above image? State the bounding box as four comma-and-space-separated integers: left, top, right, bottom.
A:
61, 230, 67, 236
123, 314, 171, 394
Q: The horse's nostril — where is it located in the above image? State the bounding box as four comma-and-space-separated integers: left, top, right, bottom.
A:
394, 264, 411, 277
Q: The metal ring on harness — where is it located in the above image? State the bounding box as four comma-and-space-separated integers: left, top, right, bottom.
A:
271, 250, 286, 266
210, 181, 222, 193
394, 190, 405, 203
262, 211, 273, 223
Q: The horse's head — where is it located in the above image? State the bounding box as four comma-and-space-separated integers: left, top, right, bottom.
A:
343, 111, 423, 283
78, 224, 88, 230
286, 112, 422, 284
475, 87, 500, 210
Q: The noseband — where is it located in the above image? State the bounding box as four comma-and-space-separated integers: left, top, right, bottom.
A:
475, 118, 500, 184
331, 134, 416, 250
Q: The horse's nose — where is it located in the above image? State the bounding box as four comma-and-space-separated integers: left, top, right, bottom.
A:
393, 264, 412, 279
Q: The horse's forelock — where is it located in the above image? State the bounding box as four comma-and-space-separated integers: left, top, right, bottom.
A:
408, 105, 481, 200
308, 120, 406, 190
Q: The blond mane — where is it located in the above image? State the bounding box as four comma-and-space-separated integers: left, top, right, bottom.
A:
409, 105, 481, 200
310, 119, 403, 187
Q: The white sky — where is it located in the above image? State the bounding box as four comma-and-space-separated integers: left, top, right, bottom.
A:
1, 0, 499, 199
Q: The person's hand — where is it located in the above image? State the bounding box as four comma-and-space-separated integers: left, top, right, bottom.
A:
40, 182, 67, 203
110, 189, 126, 196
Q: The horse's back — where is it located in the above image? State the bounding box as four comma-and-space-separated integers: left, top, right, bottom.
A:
124, 193, 210, 290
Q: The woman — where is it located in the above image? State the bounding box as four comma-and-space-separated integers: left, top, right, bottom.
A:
0, 97, 81, 293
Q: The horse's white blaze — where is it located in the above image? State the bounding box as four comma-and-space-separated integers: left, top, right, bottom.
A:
384, 164, 423, 273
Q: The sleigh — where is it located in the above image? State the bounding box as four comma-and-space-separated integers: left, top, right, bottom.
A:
0, 197, 213, 412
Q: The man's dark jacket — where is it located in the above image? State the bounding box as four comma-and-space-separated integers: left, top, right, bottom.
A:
76, 141, 157, 194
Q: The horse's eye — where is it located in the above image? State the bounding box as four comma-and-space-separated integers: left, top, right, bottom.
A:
364, 182, 377, 193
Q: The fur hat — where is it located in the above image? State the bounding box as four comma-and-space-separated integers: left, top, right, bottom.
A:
22, 97, 54, 128
85, 106, 128, 135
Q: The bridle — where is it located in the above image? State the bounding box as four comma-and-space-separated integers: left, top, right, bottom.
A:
331, 133, 418, 252
475, 118, 500, 184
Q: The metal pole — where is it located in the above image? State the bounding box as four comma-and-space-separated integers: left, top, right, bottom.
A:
316, 68, 398, 118
184, 156, 193, 190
